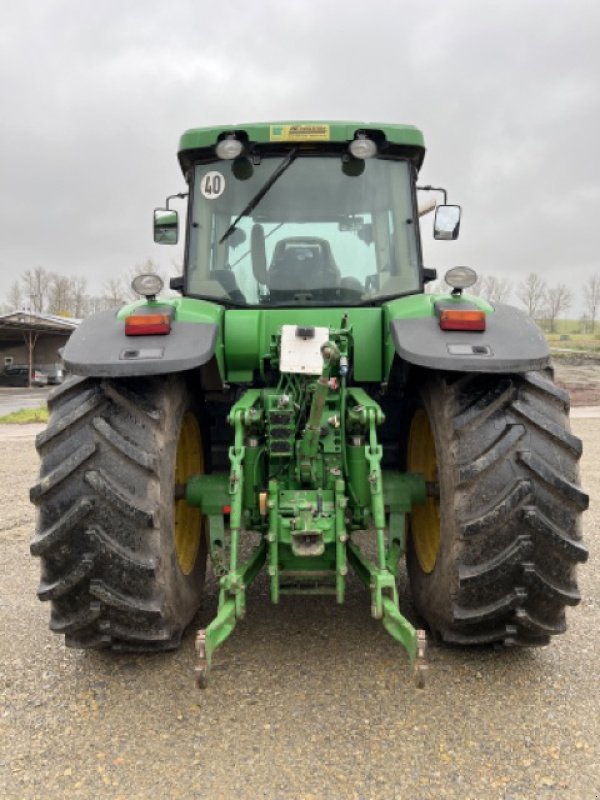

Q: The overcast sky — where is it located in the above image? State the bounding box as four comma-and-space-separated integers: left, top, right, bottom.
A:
1, 0, 599, 313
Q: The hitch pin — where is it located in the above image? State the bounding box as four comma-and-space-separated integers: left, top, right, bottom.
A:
195, 629, 209, 689
414, 629, 428, 689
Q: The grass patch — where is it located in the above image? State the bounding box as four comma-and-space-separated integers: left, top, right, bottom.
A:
0, 406, 48, 424
546, 333, 600, 352
543, 319, 596, 335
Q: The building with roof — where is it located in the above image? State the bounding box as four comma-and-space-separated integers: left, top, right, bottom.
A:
0, 311, 80, 376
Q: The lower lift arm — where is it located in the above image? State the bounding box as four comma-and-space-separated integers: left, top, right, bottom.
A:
182, 332, 429, 688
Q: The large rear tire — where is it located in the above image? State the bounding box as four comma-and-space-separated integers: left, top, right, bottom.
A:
30, 374, 207, 651
406, 370, 588, 647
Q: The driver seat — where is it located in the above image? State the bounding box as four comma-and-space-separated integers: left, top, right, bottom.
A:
268, 237, 340, 298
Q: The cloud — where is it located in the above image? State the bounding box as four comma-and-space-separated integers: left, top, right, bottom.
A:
1, 0, 598, 313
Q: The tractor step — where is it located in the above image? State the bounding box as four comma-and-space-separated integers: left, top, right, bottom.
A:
279, 570, 338, 596
279, 569, 336, 579
279, 584, 337, 596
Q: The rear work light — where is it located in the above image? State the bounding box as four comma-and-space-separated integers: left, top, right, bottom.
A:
439, 309, 486, 331
125, 312, 172, 336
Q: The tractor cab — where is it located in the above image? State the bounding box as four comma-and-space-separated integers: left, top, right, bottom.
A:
156, 123, 443, 306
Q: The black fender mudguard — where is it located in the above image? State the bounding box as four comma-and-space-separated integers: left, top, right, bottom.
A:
390, 304, 550, 373
63, 310, 219, 378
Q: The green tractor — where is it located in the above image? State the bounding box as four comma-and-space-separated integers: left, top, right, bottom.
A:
30, 122, 588, 687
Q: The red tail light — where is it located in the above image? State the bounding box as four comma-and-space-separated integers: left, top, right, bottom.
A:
125, 312, 172, 336
439, 309, 486, 331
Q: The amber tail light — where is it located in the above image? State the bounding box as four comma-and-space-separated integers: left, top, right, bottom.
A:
439, 309, 486, 331
125, 312, 172, 336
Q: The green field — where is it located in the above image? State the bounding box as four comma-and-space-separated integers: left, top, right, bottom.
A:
539, 319, 600, 352
0, 406, 49, 424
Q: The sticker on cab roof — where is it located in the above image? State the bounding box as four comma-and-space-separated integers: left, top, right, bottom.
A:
269, 124, 330, 142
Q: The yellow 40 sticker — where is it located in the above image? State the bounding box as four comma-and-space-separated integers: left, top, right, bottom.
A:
269, 124, 330, 142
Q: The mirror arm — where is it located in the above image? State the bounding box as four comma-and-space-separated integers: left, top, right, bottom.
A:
166, 192, 188, 209
417, 185, 448, 204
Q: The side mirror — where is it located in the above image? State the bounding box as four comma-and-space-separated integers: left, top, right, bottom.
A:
434, 205, 461, 240
153, 208, 179, 245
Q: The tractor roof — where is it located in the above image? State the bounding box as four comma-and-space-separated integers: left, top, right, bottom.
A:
178, 121, 426, 173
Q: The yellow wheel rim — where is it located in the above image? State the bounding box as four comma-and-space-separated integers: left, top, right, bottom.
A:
407, 409, 440, 574
174, 412, 203, 575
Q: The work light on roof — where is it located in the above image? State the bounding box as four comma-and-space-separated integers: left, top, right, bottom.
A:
348, 135, 377, 159
215, 135, 244, 160
444, 267, 478, 291
131, 273, 164, 299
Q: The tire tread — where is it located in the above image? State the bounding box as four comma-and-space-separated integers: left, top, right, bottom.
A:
30, 376, 205, 652
407, 370, 587, 649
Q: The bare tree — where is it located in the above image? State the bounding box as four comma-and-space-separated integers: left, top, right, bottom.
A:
102, 278, 127, 309
70, 276, 89, 318
47, 273, 73, 316
426, 272, 487, 298
424, 278, 447, 294
2, 263, 174, 319
544, 284, 573, 333
22, 266, 51, 313
583, 274, 600, 333
479, 275, 512, 305
6, 280, 24, 310
467, 272, 484, 297
516, 272, 546, 318
84, 295, 104, 314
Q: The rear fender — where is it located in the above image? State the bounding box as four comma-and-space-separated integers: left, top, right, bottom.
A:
63, 309, 219, 378
390, 304, 550, 373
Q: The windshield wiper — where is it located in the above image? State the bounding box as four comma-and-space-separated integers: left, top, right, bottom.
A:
219, 148, 298, 244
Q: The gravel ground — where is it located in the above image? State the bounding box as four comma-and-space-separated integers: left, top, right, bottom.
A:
0, 421, 598, 800
553, 362, 600, 407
